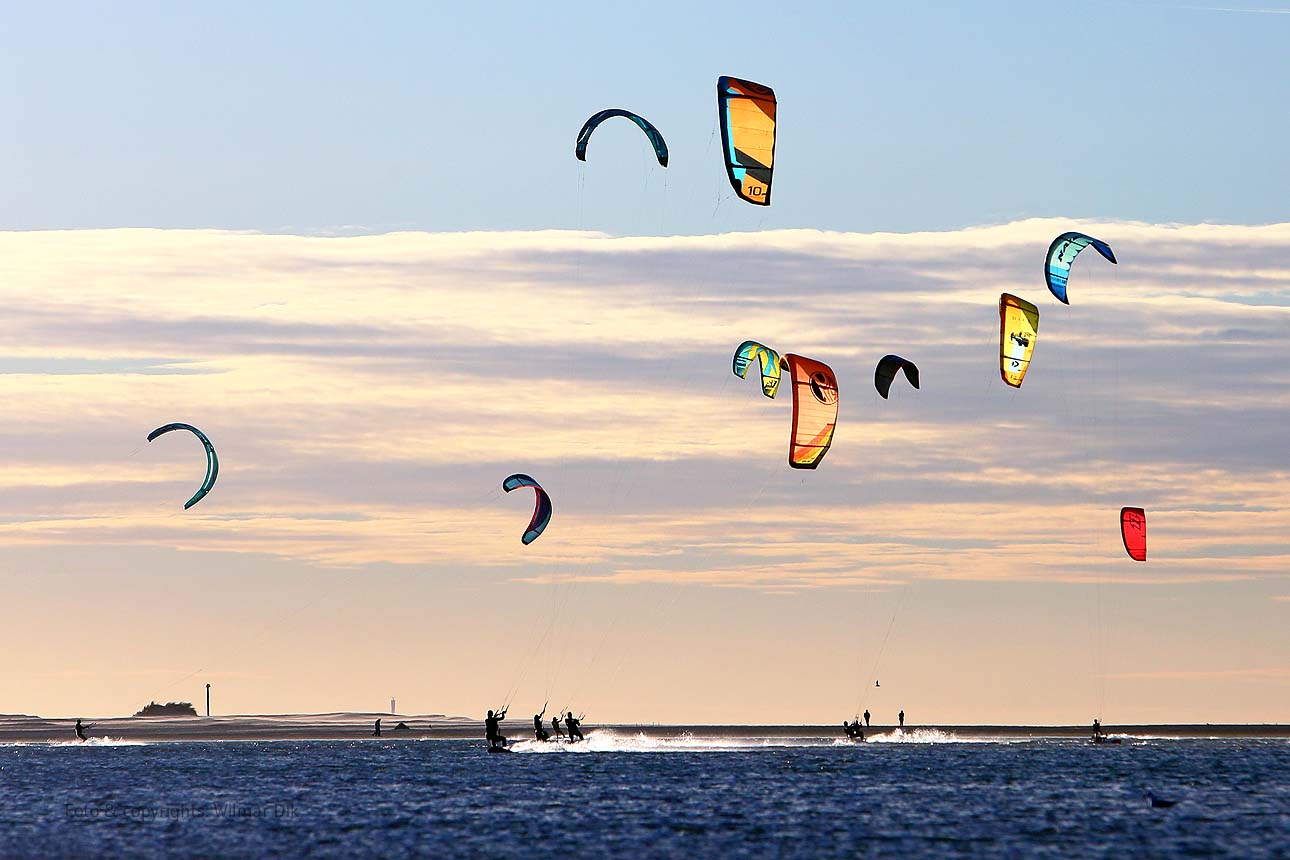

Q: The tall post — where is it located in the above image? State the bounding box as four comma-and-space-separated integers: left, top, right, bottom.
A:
206, 683, 211, 717
390, 697, 396, 715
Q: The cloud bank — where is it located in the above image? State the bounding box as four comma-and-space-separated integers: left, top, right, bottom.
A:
1, 219, 1287, 590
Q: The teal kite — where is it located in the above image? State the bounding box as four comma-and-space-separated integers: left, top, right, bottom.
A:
575, 109, 668, 167
147, 423, 219, 509
1046, 232, 1117, 304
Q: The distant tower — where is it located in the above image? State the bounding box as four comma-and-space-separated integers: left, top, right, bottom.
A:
390, 697, 396, 715
206, 683, 211, 717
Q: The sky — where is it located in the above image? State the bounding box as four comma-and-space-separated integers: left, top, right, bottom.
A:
0, 2, 1287, 724
2, 1, 1289, 235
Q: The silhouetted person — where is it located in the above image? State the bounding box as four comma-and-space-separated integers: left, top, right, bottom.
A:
863, 709, 871, 727
534, 705, 550, 741
843, 720, 864, 741
551, 715, 564, 740
566, 712, 584, 742
373, 718, 382, 737
485, 707, 508, 749
1092, 718, 1104, 740
74, 719, 91, 742
898, 710, 905, 728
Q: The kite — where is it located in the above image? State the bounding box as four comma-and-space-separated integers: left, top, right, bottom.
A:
874, 355, 920, 399
780, 354, 838, 469
733, 340, 782, 398
718, 76, 776, 206
1045, 232, 1117, 304
1120, 507, 1147, 562
147, 422, 219, 510
502, 473, 552, 545
999, 294, 1040, 388
575, 109, 668, 167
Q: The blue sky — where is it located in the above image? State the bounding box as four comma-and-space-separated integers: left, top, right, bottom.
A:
2, 1, 1287, 235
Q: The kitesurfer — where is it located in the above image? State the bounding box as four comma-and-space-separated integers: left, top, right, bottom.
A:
566, 712, 584, 742
74, 719, 91, 742
485, 708, 508, 749
843, 720, 864, 741
551, 714, 565, 740
898, 710, 905, 728
534, 705, 550, 742
863, 709, 871, 728
373, 718, 382, 737
1092, 718, 1105, 741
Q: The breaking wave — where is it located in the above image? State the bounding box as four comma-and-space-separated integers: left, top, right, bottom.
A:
508, 729, 835, 753
3, 737, 149, 748
866, 728, 1002, 744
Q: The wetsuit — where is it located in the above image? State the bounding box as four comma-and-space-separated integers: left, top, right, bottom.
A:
534, 714, 550, 741
552, 717, 564, 739
566, 714, 584, 742
485, 711, 507, 749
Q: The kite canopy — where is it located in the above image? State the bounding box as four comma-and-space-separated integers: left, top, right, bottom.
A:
1120, 507, 1147, 562
718, 76, 776, 206
999, 294, 1040, 388
502, 473, 552, 545
779, 354, 838, 469
574, 109, 668, 167
1045, 232, 1117, 304
147, 422, 219, 510
732, 340, 782, 398
874, 355, 920, 399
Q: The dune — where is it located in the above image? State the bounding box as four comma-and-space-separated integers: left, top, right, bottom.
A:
0, 712, 476, 743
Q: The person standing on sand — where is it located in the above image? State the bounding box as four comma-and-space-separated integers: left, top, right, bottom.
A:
863, 709, 871, 728
373, 718, 382, 737
898, 710, 905, 728
485, 708, 508, 749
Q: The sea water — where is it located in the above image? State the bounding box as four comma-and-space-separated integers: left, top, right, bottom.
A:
2, 731, 1288, 859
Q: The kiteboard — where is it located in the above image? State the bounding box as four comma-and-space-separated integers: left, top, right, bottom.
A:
487, 745, 513, 754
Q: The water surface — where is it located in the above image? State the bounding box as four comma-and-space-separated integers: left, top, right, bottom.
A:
2, 730, 1286, 859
